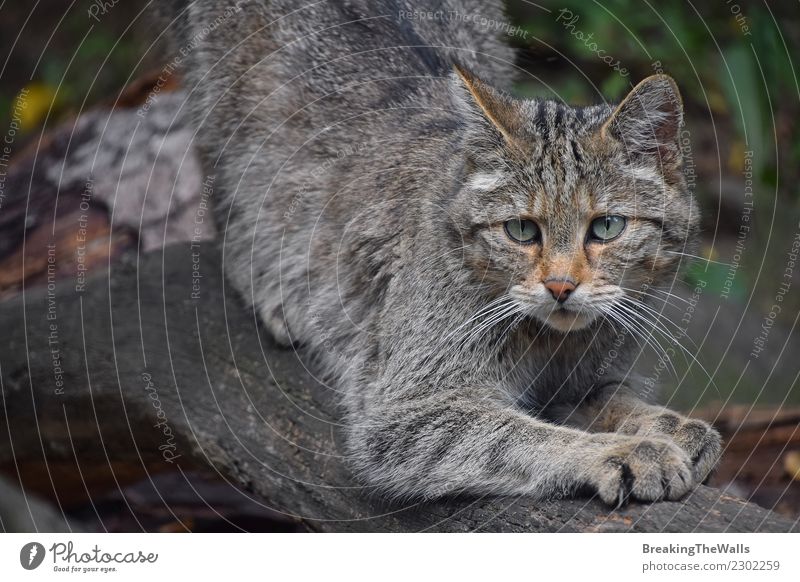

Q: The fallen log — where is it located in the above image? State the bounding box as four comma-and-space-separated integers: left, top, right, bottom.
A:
0, 243, 796, 532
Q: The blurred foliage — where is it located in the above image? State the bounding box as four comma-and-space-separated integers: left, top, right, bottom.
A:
11, 83, 59, 132
3, 1, 797, 176
507, 1, 798, 168
0, 0, 154, 140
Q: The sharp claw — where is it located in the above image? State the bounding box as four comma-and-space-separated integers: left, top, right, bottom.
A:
615, 485, 627, 510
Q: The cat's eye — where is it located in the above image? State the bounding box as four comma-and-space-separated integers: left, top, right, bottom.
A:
589, 215, 626, 242
504, 219, 540, 244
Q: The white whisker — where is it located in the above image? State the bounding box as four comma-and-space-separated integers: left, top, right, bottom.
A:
609, 302, 679, 378
617, 295, 697, 349
456, 302, 520, 349
618, 285, 689, 309
663, 250, 731, 267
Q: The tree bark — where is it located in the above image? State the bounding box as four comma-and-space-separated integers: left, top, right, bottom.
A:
0, 243, 796, 532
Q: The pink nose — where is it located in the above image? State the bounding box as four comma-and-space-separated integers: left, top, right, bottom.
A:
544, 279, 577, 303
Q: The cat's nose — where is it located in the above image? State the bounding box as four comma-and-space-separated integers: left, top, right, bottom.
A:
543, 278, 577, 303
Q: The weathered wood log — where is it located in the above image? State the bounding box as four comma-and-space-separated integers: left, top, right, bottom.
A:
0, 243, 796, 532
0, 475, 83, 533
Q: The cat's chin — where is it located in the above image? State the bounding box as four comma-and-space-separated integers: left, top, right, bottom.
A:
540, 309, 595, 333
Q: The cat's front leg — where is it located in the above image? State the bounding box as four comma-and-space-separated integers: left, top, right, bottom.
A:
348, 390, 695, 506
559, 386, 722, 484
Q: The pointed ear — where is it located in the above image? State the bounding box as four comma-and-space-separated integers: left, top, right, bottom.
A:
450, 64, 524, 150
601, 74, 683, 164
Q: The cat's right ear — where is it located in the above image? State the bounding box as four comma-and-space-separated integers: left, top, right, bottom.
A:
450, 64, 525, 151
600, 74, 684, 165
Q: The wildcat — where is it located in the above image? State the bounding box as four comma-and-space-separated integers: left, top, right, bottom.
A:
159, 0, 721, 505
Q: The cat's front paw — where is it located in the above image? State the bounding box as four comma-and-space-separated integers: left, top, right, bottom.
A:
633, 413, 723, 484
589, 437, 694, 507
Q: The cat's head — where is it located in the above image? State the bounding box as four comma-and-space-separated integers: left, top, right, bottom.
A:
448, 66, 698, 333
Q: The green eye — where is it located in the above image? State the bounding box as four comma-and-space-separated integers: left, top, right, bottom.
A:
589, 215, 626, 242
504, 219, 540, 244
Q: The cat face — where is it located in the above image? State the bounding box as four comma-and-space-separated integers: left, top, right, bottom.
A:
450, 69, 698, 333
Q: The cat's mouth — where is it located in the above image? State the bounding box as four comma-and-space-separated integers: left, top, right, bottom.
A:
509, 286, 598, 333
541, 307, 596, 333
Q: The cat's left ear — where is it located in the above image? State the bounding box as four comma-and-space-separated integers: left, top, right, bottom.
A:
450, 64, 525, 152
601, 75, 683, 165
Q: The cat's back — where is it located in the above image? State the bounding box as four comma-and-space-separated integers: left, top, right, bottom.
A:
167, 0, 515, 151
158, 0, 518, 348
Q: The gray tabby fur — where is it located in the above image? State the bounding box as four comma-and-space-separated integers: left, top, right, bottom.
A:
157, 0, 721, 505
